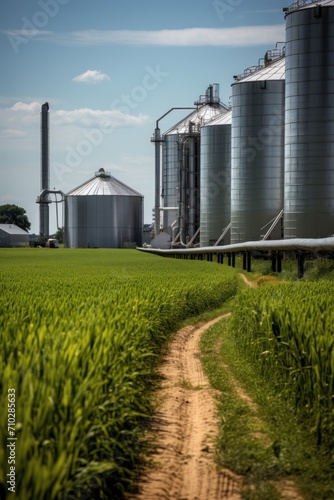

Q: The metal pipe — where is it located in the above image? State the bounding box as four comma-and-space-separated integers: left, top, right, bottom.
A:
187, 226, 201, 248
214, 223, 232, 246
180, 139, 187, 244
137, 237, 334, 254
188, 129, 196, 238
153, 127, 161, 237
151, 107, 196, 239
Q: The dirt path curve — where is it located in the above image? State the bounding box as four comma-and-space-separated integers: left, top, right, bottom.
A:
129, 315, 241, 500
239, 273, 257, 288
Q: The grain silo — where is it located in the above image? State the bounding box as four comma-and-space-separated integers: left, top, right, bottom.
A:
200, 110, 231, 247
284, 0, 334, 238
162, 84, 229, 246
65, 168, 143, 248
230, 51, 285, 243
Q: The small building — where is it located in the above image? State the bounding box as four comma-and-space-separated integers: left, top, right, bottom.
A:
0, 224, 29, 247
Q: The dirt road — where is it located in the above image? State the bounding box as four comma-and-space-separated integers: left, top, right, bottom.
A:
130, 315, 241, 500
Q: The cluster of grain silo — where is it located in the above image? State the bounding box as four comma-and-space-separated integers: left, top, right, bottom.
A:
152, 84, 230, 247
153, 0, 334, 248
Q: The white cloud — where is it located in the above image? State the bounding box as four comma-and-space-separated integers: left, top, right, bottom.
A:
3, 29, 52, 37
11, 101, 41, 112
242, 9, 282, 14
0, 129, 27, 138
2, 102, 149, 131
53, 108, 149, 127
72, 70, 111, 84
12, 25, 285, 47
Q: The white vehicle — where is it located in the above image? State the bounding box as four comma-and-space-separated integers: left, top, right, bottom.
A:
47, 238, 59, 248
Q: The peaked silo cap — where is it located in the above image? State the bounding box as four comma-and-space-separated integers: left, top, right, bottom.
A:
164, 104, 230, 135
202, 109, 232, 127
285, 0, 334, 13
66, 168, 143, 197
233, 54, 285, 84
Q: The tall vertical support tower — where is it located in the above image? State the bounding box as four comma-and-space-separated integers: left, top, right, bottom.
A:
39, 102, 50, 239
284, 0, 334, 238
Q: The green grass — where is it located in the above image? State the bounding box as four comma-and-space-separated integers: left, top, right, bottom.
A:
201, 314, 334, 500
0, 248, 239, 500
2, 248, 334, 499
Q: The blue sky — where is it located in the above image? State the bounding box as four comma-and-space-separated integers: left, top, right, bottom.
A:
0, 0, 289, 234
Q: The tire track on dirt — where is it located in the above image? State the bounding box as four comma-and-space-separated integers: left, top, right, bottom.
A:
129, 315, 241, 500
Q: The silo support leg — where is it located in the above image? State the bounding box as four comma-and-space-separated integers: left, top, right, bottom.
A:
247, 251, 251, 272
297, 252, 305, 279
277, 252, 282, 273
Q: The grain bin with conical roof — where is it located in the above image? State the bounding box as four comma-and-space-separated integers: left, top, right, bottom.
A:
231, 51, 285, 243
200, 110, 231, 246
65, 169, 143, 248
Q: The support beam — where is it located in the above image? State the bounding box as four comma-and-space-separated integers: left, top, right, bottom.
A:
297, 252, 305, 279
247, 251, 251, 272
277, 252, 282, 273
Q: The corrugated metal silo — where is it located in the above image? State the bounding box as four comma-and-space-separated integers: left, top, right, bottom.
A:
65, 169, 143, 248
284, 0, 334, 238
231, 53, 285, 243
200, 110, 231, 247
162, 84, 229, 245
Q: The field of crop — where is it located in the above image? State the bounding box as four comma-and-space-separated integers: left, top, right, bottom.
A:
0, 248, 239, 500
231, 281, 334, 448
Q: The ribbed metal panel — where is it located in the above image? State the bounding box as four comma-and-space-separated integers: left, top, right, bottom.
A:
284, 2, 334, 238
231, 57, 285, 243
200, 111, 231, 246
65, 170, 143, 248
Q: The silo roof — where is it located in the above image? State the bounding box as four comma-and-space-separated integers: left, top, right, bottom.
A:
202, 109, 232, 127
286, 0, 334, 12
66, 169, 143, 197
234, 56, 285, 83
164, 104, 230, 135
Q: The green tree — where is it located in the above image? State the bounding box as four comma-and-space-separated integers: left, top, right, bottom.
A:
54, 227, 64, 244
0, 204, 31, 232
